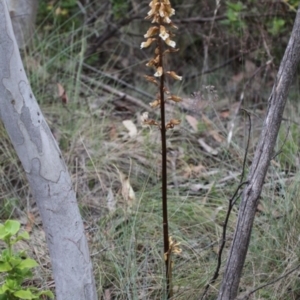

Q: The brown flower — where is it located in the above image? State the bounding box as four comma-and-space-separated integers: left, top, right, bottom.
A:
166, 71, 182, 80
168, 95, 182, 102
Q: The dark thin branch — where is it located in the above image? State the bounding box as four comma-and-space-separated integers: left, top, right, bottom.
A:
178, 12, 295, 24
82, 62, 153, 100
271, 124, 290, 160
80, 74, 152, 111
239, 110, 252, 184
237, 264, 300, 300
217, 6, 300, 299
85, 14, 140, 58
200, 111, 251, 300
186, 49, 257, 80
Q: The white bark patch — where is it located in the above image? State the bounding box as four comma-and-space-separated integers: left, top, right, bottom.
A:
6, 0, 38, 49
2, 74, 25, 115
19, 81, 41, 121
0, 3, 65, 183
19, 121, 65, 182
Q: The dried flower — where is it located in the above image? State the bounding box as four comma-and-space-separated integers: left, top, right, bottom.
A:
166, 71, 182, 80
144, 26, 159, 38
163, 86, 170, 94
169, 22, 178, 29
141, 38, 156, 49
165, 38, 176, 48
154, 66, 163, 77
166, 119, 181, 130
159, 3, 165, 17
168, 95, 182, 102
165, 6, 175, 17
164, 236, 182, 260
141, 112, 149, 123
159, 25, 169, 40
141, 111, 159, 127
150, 99, 161, 108
144, 75, 158, 85
169, 236, 182, 255
164, 48, 179, 55
147, 0, 159, 19
146, 55, 160, 67
162, 15, 172, 24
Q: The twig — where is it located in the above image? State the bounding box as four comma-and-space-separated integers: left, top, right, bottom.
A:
271, 124, 290, 160
178, 12, 295, 24
239, 110, 251, 183
82, 62, 153, 100
237, 264, 300, 300
200, 0, 221, 86
217, 8, 300, 298
200, 111, 251, 300
227, 60, 272, 145
186, 49, 256, 80
80, 73, 152, 111
85, 14, 140, 58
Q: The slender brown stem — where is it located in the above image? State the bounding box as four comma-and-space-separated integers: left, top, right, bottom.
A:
158, 15, 170, 299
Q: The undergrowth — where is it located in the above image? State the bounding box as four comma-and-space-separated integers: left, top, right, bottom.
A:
1, 1, 300, 299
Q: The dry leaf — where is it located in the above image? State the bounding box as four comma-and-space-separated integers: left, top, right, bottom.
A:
57, 83, 69, 104
104, 289, 111, 300
198, 138, 218, 155
106, 188, 116, 213
209, 130, 224, 143
191, 163, 206, 174
227, 72, 244, 92
185, 115, 198, 132
122, 120, 137, 137
190, 182, 214, 192
245, 59, 256, 75
257, 203, 264, 213
25, 211, 35, 233
272, 210, 282, 219
219, 110, 230, 119
109, 124, 117, 140
212, 244, 219, 254
182, 165, 192, 178
118, 172, 136, 209
271, 159, 281, 168
231, 72, 244, 84
201, 113, 214, 128
122, 177, 135, 209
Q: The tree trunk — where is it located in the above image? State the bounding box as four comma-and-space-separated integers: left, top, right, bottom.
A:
217, 6, 300, 300
0, 1, 97, 299
6, 0, 38, 49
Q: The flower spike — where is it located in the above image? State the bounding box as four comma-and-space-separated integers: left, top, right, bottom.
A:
141, 2, 182, 296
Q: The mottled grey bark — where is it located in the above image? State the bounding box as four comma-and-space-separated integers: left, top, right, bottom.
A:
217, 6, 300, 300
6, 0, 38, 48
0, 1, 97, 299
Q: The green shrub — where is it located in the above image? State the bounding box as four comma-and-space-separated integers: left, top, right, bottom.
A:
0, 220, 54, 300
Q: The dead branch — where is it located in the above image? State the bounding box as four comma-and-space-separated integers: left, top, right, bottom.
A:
237, 264, 300, 300
178, 12, 295, 24
217, 5, 300, 300
200, 111, 251, 300
80, 74, 152, 111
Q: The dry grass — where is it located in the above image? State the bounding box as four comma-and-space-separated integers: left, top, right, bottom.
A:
1, 2, 300, 299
